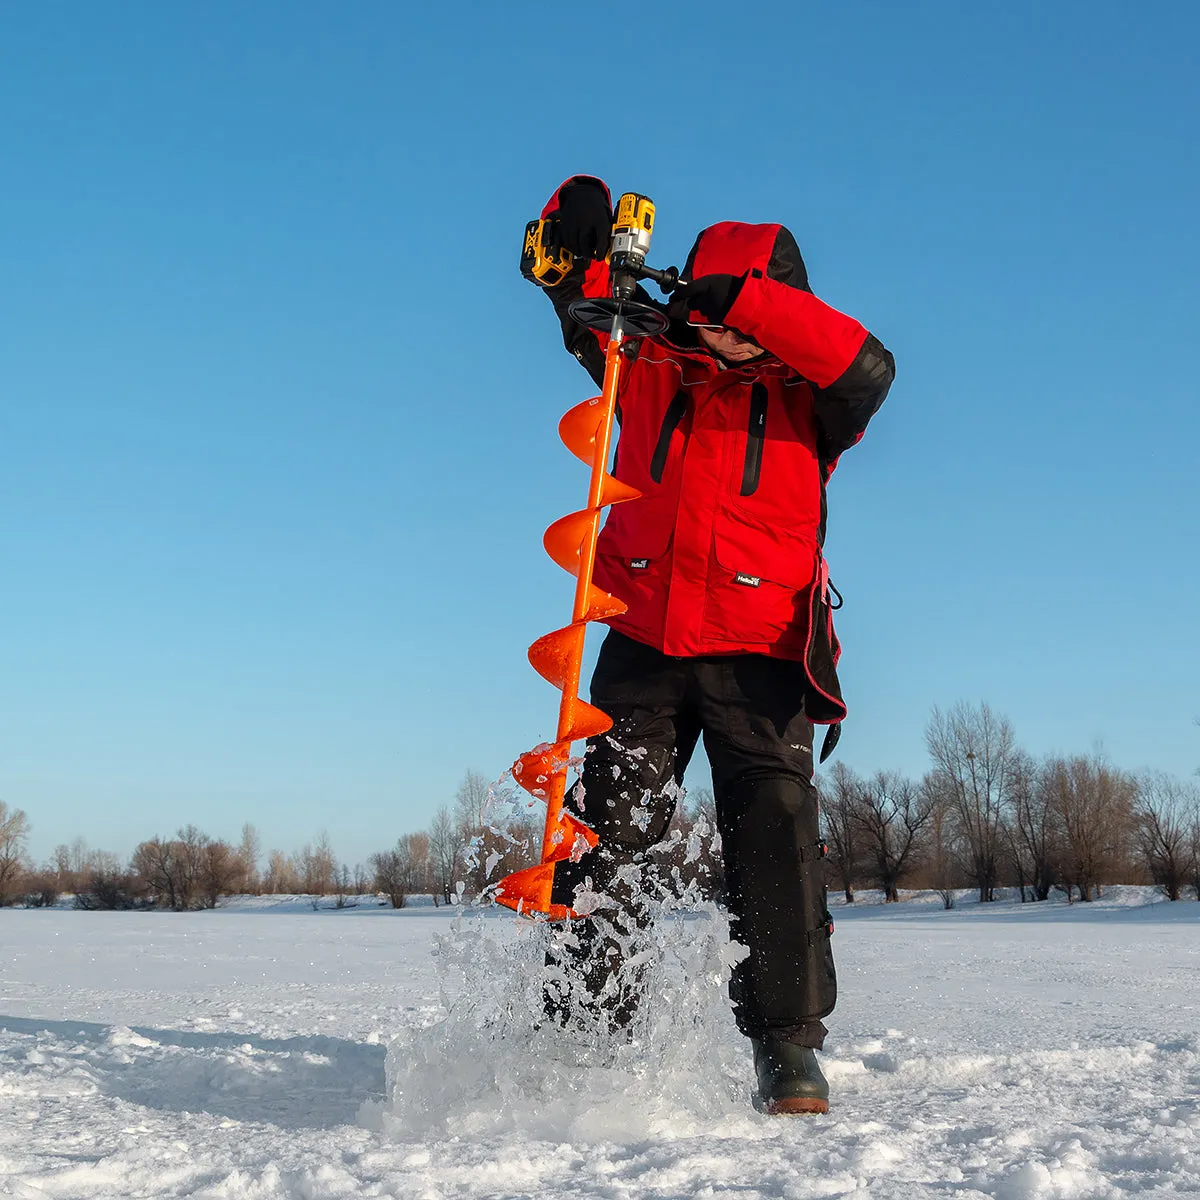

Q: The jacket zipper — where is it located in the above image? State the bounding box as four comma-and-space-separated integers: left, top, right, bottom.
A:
740, 383, 767, 496
649, 390, 689, 484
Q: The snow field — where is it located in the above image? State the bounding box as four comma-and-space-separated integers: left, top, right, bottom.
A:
1, 894, 1198, 1199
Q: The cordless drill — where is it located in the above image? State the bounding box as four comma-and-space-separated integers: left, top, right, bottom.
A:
520, 191, 684, 298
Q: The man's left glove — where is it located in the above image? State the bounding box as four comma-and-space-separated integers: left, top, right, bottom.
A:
676, 272, 746, 325
550, 180, 613, 260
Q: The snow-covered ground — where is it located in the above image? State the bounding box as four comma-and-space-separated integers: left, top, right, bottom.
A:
2, 890, 1198, 1199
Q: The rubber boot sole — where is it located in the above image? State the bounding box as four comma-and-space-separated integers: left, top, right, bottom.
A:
752, 1094, 829, 1115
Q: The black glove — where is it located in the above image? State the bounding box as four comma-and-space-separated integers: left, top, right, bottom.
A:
679, 272, 746, 324
549, 180, 612, 260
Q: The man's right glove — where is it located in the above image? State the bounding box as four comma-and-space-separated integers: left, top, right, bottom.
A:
677, 272, 747, 325
548, 180, 613, 261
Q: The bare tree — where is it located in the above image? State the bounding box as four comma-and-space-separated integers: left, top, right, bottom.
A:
428, 805, 456, 906
69, 837, 90, 876
133, 840, 177, 902
819, 762, 863, 903
129, 827, 210, 910
369, 832, 436, 908
371, 837, 411, 909
51, 844, 74, 892
1135, 771, 1198, 901
197, 840, 243, 909
407, 832, 431, 897
237, 824, 262, 894
454, 770, 495, 895
921, 772, 959, 909
0, 802, 31, 905
371, 848, 402, 907
131, 838, 180, 909
455, 769, 491, 833
50, 837, 101, 896
90, 850, 124, 878
925, 702, 1017, 902
450, 769, 542, 898
74, 862, 146, 910
263, 849, 299, 894
1004, 750, 1057, 901
1189, 803, 1200, 901
333, 863, 356, 909
853, 771, 934, 902
1045, 753, 1136, 901
295, 832, 337, 897
175, 825, 209, 906
21, 868, 60, 908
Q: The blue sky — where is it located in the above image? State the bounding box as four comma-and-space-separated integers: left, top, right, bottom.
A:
2, 2, 1197, 869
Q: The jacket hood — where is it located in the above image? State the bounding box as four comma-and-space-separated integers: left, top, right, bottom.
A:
681, 221, 811, 293
663, 222, 811, 359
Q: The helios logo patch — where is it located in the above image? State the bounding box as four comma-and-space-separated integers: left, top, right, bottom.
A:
734, 572, 761, 587
629, 558, 650, 570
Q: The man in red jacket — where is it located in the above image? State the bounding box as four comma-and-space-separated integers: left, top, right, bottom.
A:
527, 176, 894, 1114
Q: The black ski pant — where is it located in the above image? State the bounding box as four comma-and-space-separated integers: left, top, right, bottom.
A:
549, 629, 836, 1048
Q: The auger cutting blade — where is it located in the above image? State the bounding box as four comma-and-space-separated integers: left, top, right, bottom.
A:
512, 740, 573, 799
495, 807, 599, 918
542, 509, 595, 575
558, 397, 606, 465
561, 694, 612, 744
493, 863, 573, 920
527, 624, 587, 690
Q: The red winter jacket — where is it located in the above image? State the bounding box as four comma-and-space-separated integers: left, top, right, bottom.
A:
537, 177, 895, 724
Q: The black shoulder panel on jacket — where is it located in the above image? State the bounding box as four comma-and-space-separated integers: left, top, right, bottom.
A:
813, 334, 895, 462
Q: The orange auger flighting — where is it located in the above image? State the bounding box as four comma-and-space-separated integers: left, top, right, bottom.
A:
496, 192, 688, 920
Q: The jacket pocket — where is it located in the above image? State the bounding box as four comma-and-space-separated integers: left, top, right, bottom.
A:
596, 495, 674, 562
703, 514, 818, 649
711, 511, 817, 591
594, 498, 675, 641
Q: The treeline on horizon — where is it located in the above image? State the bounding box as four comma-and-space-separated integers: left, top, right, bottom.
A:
2, 702, 1199, 912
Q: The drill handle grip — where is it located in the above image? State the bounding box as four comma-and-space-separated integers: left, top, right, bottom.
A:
635, 264, 687, 295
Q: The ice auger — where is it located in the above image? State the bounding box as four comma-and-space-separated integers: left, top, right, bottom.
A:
496, 192, 686, 920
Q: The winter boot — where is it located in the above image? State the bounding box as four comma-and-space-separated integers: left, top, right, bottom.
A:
751, 1038, 829, 1115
